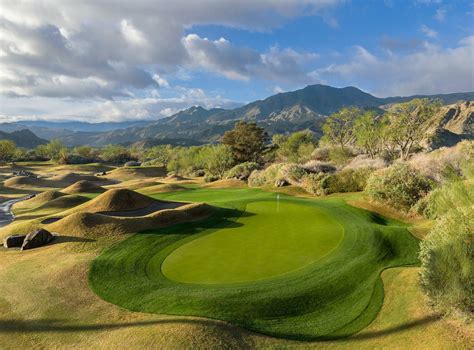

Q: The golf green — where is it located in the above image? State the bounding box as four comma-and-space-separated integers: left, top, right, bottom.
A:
161, 200, 344, 284
89, 188, 419, 340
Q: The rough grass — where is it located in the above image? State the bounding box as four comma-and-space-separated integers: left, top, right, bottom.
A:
90, 188, 420, 340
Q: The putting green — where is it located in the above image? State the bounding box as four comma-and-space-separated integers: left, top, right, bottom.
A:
89, 188, 419, 340
161, 200, 344, 284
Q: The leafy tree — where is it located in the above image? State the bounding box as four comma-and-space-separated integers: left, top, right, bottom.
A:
145, 145, 174, 167
0, 140, 16, 162
386, 98, 441, 160
100, 144, 132, 164
354, 111, 387, 158
198, 145, 234, 178
73, 145, 98, 160
322, 107, 361, 151
274, 130, 316, 163
45, 139, 68, 162
222, 121, 267, 163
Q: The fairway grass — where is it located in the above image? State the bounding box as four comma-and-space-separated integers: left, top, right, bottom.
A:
90, 188, 420, 340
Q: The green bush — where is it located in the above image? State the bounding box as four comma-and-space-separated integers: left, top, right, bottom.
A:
321, 167, 374, 195
365, 163, 433, 211
300, 173, 328, 196
414, 180, 474, 219
226, 162, 260, 180
248, 170, 267, 187
419, 206, 473, 318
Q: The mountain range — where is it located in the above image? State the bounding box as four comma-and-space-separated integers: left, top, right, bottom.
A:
1, 84, 473, 148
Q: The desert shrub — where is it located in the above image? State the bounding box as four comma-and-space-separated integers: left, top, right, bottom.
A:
300, 173, 327, 196
365, 163, 433, 211
321, 167, 375, 195
303, 160, 337, 174
328, 147, 355, 165
100, 144, 133, 164
311, 147, 330, 161
204, 175, 219, 183
415, 180, 474, 219
280, 163, 307, 185
344, 155, 386, 171
408, 140, 474, 183
248, 170, 267, 187
226, 162, 260, 180
419, 206, 473, 318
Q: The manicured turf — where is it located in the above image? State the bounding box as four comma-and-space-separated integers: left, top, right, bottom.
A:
89, 188, 419, 340
161, 199, 344, 284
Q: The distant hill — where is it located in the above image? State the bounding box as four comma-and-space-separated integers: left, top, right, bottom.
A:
0, 129, 47, 148
1, 84, 473, 147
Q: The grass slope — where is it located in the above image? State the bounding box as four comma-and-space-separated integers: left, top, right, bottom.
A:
89, 188, 419, 340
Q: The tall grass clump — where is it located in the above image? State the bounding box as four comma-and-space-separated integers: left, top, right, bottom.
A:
419, 206, 473, 320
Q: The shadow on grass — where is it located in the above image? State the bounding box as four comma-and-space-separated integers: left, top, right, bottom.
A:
53, 236, 96, 244
348, 315, 441, 341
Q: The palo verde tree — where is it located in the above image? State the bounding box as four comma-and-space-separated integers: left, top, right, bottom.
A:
322, 107, 361, 151
386, 98, 441, 160
222, 121, 268, 163
353, 110, 387, 158
273, 130, 316, 163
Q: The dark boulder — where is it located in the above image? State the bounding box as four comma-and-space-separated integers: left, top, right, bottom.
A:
3, 234, 26, 248
21, 229, 54, 250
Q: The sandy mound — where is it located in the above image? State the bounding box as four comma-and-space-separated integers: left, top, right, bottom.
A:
77, 189, 156, 213
106, 178, 162, 190
47, 202, 213, 237
203, 179, 247, 188
164, 174, 188, 182
49, 172, 105, 184
14, 190, 65, 209
139, 183, 187, 194
36, 195, 89, 211
4, 176, 53, 189
62, 180, 105, 194
106, 167, 167, 181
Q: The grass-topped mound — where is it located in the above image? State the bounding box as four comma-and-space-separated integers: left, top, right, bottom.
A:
138, 183, 187, 195
62, 180, 105, 194
47, 202, 213, 237
105, 166, 167, 181
90, 188, 419, 341
13, 190, 65, 210
76, 188, 156, 213
48, 172, 105, 184
4, 176, 53, 189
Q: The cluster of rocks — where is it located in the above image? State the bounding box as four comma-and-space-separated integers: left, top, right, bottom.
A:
96, 171, 108, 176
3, 228, 54, 250
12, 170, 37, 178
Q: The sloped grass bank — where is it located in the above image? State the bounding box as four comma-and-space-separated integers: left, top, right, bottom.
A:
89, 188, 419, 340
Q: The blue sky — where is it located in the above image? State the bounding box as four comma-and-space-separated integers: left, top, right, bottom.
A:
0, 0, 473, 122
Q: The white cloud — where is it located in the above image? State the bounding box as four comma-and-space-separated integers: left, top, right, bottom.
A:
120, 19, 147, 46
0, 86, 242, 123
420, 24, 438, 38
0, 0, 341, 100
183, 34, 320, 83
435, 8, 446, 21
318, 36, 474, 96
